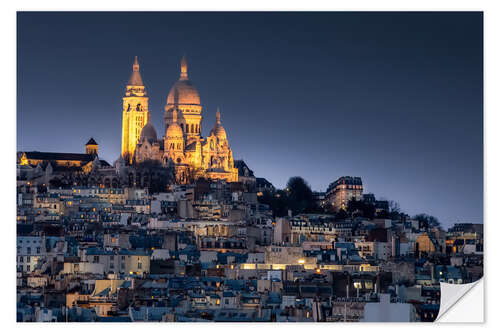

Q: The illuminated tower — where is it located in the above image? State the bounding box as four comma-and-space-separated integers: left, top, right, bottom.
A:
165, 56, 202, 146
85, 138, 99, 156
121, 56, 150, 163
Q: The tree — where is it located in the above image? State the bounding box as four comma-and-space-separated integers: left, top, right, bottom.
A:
285, 176, 318, 215
413, 214, 441, 229
346, 198, 375, 219
258, 189, 288, 217
335, 208, 348, 220
258, 176, 321, 217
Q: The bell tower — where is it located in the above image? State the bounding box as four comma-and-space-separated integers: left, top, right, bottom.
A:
121, 56, 150, 163
85, 138, 99, 156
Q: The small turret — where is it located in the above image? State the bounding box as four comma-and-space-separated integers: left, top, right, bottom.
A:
210, 107, 227, 140
85, 138, 98, 156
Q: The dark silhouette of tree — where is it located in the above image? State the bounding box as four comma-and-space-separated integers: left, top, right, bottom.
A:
346, 198, 375, 219
134, 161, 175, 193
285, 176, 318, 215
48, 178, 64, 188
258, 176, 321, 217
258, 189, 288, 217
335, 208, 348, 220
413, 214, 441, 229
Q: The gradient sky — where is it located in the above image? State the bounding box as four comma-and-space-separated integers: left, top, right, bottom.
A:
17, 12, 483, 226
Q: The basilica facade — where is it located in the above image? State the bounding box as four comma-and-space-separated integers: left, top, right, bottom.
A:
121, 56, 238, 183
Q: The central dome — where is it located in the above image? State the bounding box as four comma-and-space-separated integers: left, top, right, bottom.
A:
166, 80, 200, 106
166, 56, 201, 107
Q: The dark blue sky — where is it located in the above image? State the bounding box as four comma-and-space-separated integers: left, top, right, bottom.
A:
17, 12, 483, 226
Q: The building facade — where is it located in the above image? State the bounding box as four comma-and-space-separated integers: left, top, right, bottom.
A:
326, 176, 363, 211
128, 56, 238, 183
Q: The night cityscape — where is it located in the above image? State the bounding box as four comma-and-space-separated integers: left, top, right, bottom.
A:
16, 12, 483, 322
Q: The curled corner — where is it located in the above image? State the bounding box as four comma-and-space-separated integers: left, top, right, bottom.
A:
435, 278, 484, 322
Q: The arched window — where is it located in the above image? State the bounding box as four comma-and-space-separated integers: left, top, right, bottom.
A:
191, 124, 194, 133
196, 124, 199, 133
180, 123, 184, 131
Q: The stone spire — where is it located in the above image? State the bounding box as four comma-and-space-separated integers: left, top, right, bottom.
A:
133, 56, 139, 71
128, 56, 144, 86
216, 107, 221, 124
180, 56, 188, 80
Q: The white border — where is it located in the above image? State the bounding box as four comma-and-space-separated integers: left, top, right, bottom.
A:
2, 1, 498, 332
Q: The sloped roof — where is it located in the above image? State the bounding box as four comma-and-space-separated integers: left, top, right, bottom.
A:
86, 138, 98, 145
128, 56, 144, 86
256, 177, 273, 187
22, 151, 94, 163
234, 160, 254, 177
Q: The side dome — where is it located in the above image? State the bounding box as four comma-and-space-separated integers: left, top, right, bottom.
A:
166, 122, 183, 138
211, 124, 227, 140
210, 109, 227, 140
166, 110, 183, 138
140, 122, 157, 142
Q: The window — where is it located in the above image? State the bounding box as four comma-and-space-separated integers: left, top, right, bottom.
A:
138, 262, 142, 269
19, 256, 23, 263
36, 247, 41, 254
27, 247, 31, 254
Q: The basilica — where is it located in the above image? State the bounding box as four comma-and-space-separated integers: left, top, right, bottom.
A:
121, 56, 238, 183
